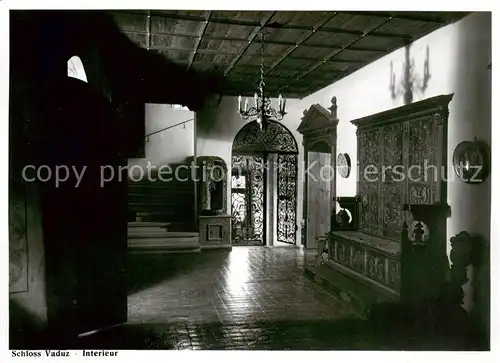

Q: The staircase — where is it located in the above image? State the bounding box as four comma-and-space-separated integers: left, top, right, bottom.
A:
127, 164, 200, 253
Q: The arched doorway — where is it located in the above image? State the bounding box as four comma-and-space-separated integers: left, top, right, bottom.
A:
231, 120, 298, 246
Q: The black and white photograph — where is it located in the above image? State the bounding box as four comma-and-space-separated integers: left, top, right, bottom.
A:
1, 0, 496, 360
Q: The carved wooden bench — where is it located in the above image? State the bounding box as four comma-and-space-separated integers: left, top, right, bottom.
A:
324, 199, 450, 314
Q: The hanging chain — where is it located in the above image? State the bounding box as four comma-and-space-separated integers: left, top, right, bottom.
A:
259, 29, 265, 98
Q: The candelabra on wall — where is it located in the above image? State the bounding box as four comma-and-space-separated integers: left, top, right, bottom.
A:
389, 44, 431, 104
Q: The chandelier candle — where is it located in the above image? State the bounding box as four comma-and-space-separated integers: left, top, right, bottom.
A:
237, 29, 287, 130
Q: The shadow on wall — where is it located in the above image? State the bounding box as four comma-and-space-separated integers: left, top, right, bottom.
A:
449, 12, 491, 339
389, 44, 431, 104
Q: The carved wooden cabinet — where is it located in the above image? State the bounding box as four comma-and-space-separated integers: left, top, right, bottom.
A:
316, 95, 454, 312
297, 97, 339, 250
353, 94, 453, 240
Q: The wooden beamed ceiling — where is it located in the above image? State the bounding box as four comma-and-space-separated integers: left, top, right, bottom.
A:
109, 10, 468, 99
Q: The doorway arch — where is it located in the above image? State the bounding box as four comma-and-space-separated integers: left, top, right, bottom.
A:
231, 120, 298, 246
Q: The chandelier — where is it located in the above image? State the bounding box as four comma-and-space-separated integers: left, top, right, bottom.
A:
237, 29, 286, 130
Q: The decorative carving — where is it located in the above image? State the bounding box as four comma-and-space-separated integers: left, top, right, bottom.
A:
388, 260, 401, 291
409, 220, 430, 245
382, 183, 402, 239
367, 255, 385, 282
408, 116, 436, 183
409, 184, 430, 204
337, 242, 349, 264
360, 181, 378, 234
434, 112, 444, 124
315, 236, 328, 265
361, 194, 368, 207
443, 231, 475, 306
340, 291, 351, 303
329, 97, 338, 119
297, 100, 339, 151
382, 124, 403, 182
350, 247, 365, 272
233, 120, 298, 154
353, 95, 452, 242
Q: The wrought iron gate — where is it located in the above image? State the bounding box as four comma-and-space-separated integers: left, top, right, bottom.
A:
231, 155, 265, 245
276, 154, 298, 244
231, 120, 298, 246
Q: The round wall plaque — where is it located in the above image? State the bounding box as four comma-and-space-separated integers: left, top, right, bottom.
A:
452, 140, 490, 184
337, 153, 351, 178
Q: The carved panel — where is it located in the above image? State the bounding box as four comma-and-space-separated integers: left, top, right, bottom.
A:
207, 224, 223, 240
382, 123, 403, 182
358, 129, 380, 234
328, 239, 336, 260
408, 183, 431, 204
336, 240, 350, 265
360, 181, 379, 234
381, 183, 403, 240
387, 259, 401, 292
350, 246, 365, 273
407, 116, 437, 202
366, 253, 387, 285
199, 215, 232, 247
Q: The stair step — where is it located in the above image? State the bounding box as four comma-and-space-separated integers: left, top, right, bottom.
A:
127, 227, 169, 234
128, 231, 198, 238
128, 236, 200, 250
128, 222, 170, 228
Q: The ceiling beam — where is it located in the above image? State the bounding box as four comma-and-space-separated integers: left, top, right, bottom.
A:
339, 10, 449, 24
149, 11, 261, 27
145, 11, 423, 37
187, 11, 212, 70
151, 46, 368, 64
281, 16, 395, 93
259, 12, 338, 88
124, 28, 390, 52
223, 12, 277, 76
320, 26, 412, 39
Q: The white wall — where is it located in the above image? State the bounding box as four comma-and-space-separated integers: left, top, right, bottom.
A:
197, 13, 491, 329
128, 103, 195, 173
